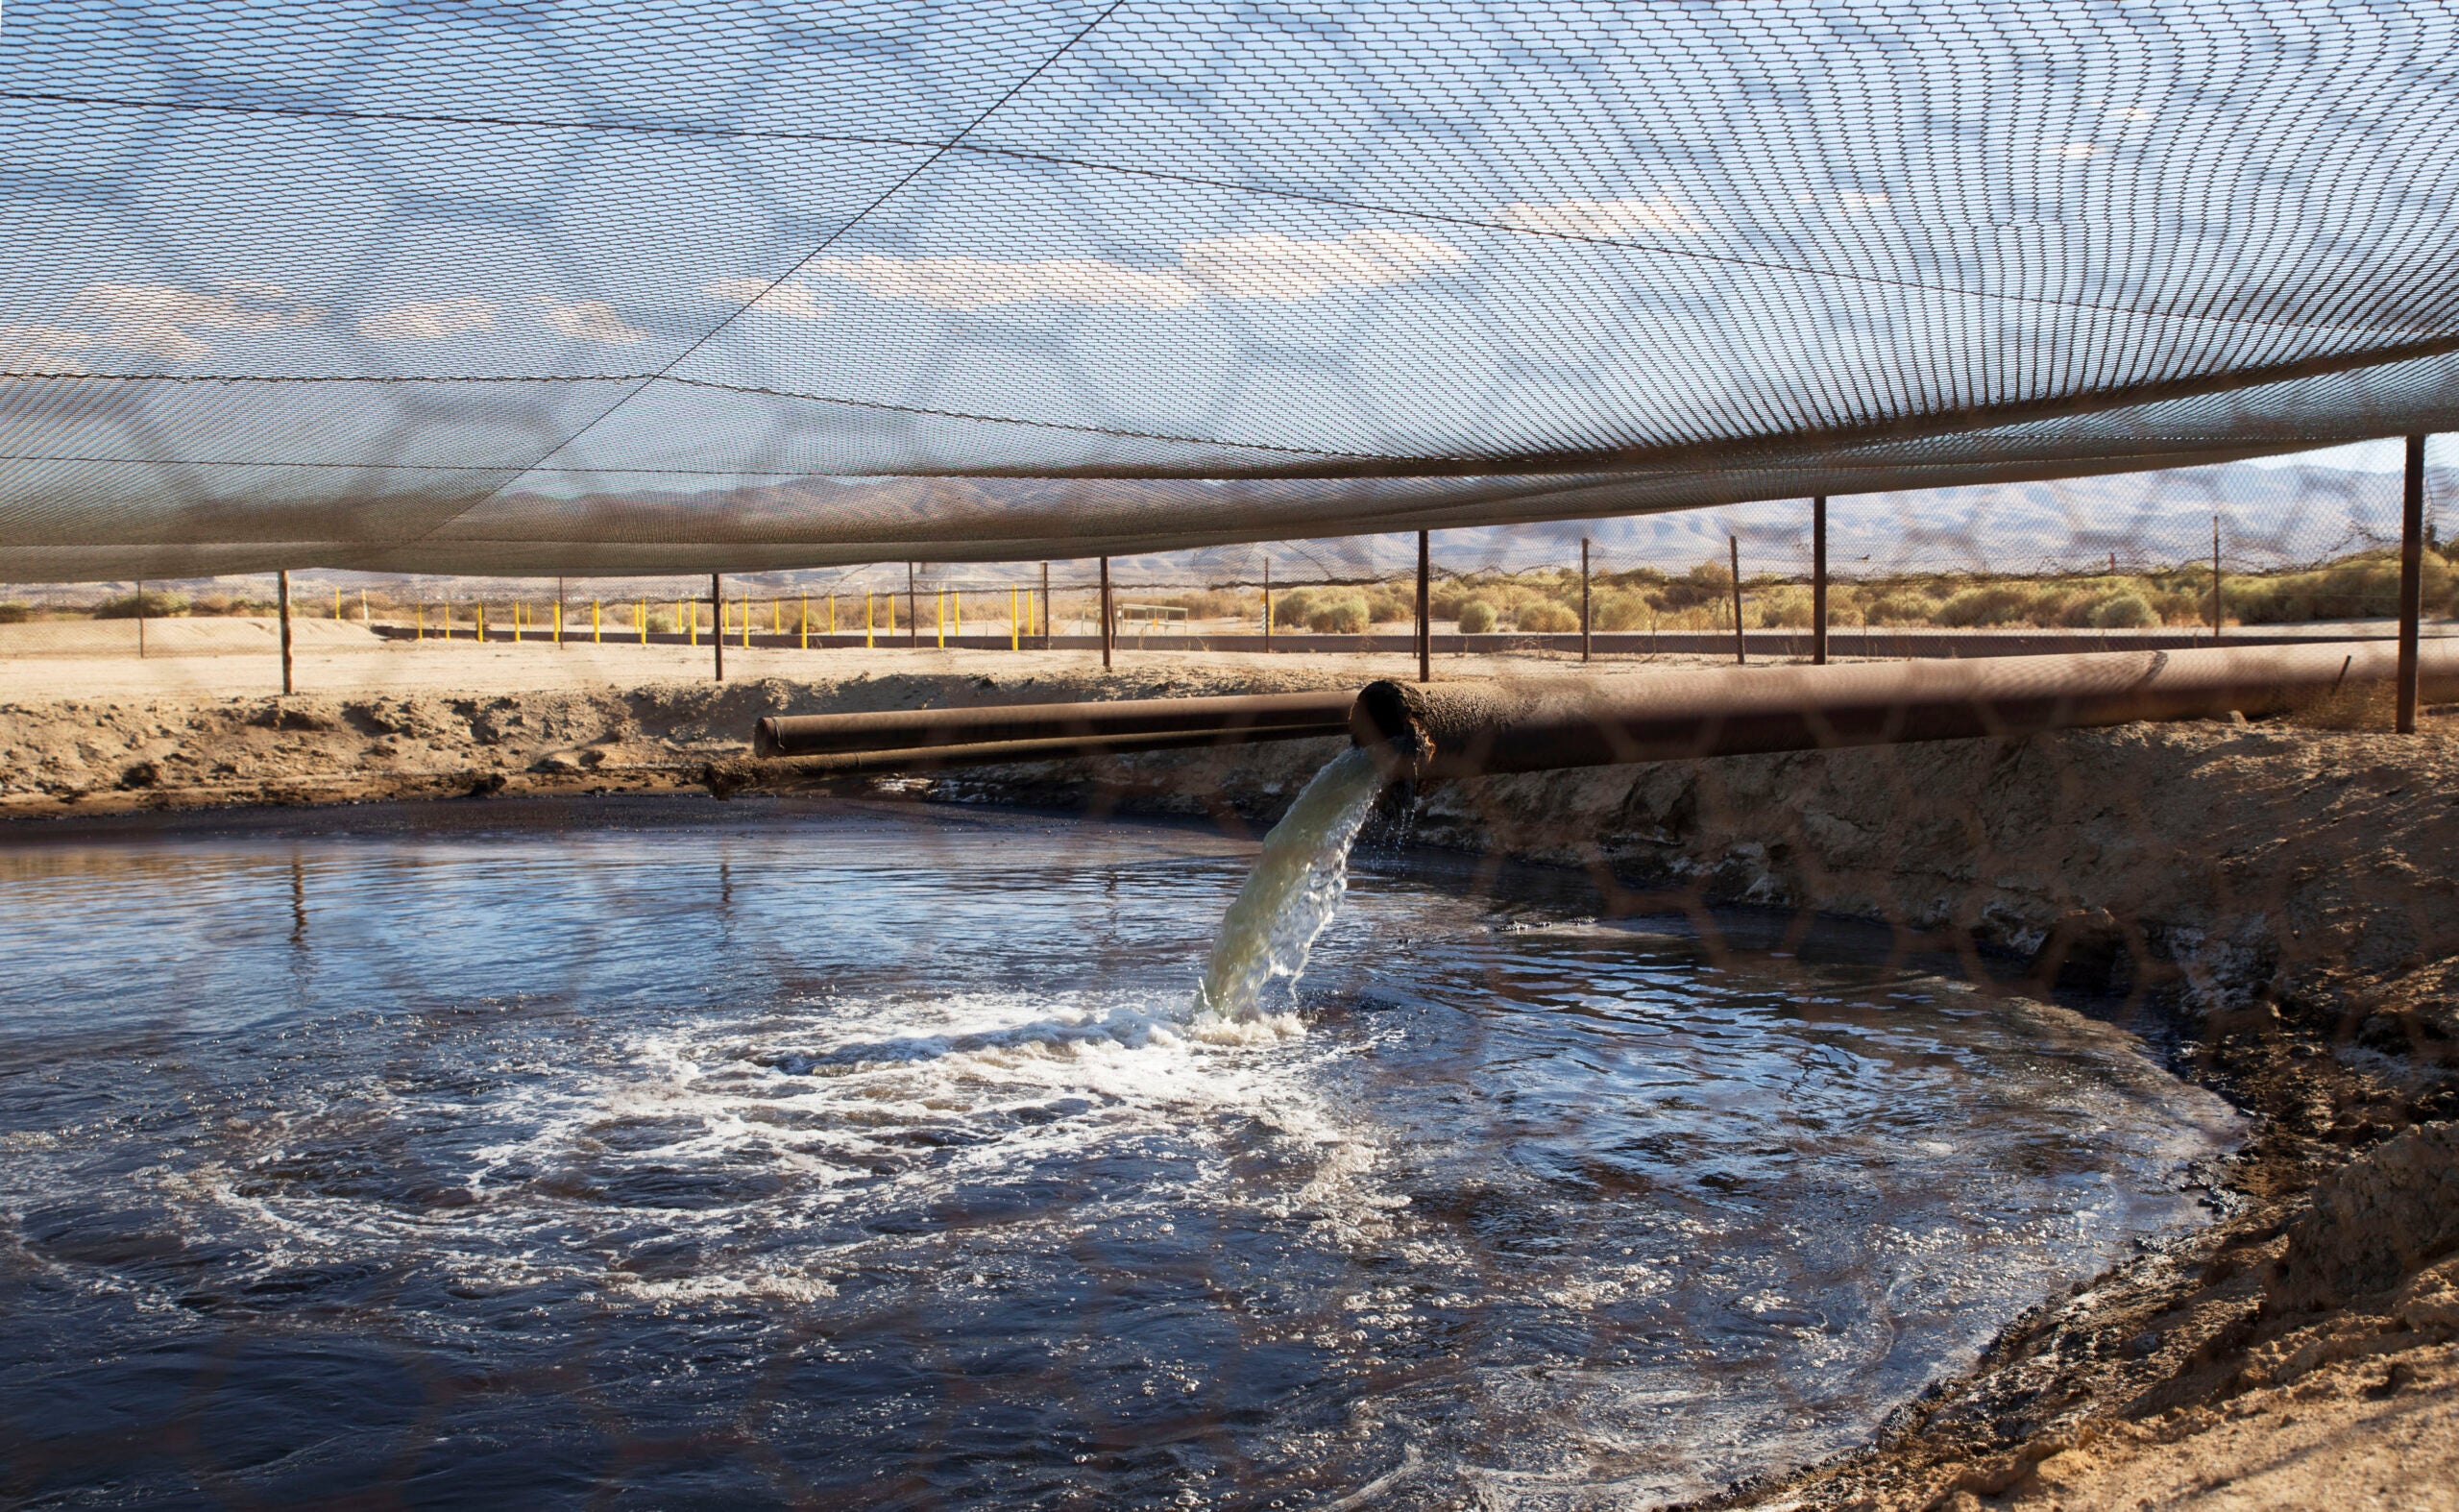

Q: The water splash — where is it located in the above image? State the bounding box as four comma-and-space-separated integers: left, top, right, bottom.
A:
1194, 745, 1390, 1021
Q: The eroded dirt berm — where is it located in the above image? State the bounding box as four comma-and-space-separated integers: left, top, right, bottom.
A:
5, 667, 2455, 1509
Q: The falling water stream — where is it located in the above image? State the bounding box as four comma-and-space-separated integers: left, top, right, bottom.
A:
0, 790, 2239, 1509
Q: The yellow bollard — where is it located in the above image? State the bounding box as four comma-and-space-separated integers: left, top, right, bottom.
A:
416, 603, 424, 641
937, 589, 946, 649
333, 586, 342, 621
592, 599, 601, 643
1010, 586, 1019, 651
478, 602, 488, 643
512, 601, 523, 644
828, 593, 837, 636
772, 598, 782, 635
799, 595, 809, 650
864, 591, 874, 648
636, 601, 646, 646
953, 589, 962, 639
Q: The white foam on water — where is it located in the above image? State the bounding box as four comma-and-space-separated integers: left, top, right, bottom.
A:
1194, 745, 1388, 1022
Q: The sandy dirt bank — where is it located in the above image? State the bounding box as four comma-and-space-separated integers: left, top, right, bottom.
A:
2, 657, 2454, 1509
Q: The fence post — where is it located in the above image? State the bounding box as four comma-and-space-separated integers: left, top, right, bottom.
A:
1263, 555, 1272, 651
1010, 585, 1020, 651
865, 591, 875, 648
1580, 536, 1592, 664
1729, 535, 1746, 666
1100, 555, 1113, 669
1040, 561, 1052, 650
1813, 496, 1828, 666
800, 595, 810, 649
592, 598, 600, 644
712, 573, 724, 682
1418, 528, 1432, 683
2398, 435, 2425, 733
2211, 516, 2223, 646
278, 569, 294, 695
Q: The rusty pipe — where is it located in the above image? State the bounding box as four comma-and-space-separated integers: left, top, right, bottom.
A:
706, 724, 1351, 797
753, 688, 1355, 759
1350, 640, 2459, 781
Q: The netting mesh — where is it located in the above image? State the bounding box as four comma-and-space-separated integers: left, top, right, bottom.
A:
6, 2, 2459, 577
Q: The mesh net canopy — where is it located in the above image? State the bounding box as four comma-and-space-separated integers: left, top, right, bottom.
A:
6, 0, 2459, 578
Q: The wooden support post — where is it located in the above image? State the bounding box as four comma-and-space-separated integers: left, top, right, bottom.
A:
1417, 528, 1432, 683
1729, 536, 1746, 666
1100, 556, 1114, 669
1580, 537, 1592, 664
712, 572, 724, 682
277, 569, 294, 695
1812, 495, 1828, 666
2398, 434, 2426, 733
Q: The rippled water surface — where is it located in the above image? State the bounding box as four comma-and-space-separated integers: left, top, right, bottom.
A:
0, 796, 2239, 1509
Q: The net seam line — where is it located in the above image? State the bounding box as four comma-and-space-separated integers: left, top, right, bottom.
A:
3, 333, 2454, 481
383, 0, 1134, 550
1, 86, 2435, 337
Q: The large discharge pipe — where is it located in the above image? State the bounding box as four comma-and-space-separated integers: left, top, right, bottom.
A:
712, 640, 2452, 794
1350, 640, 2459, 780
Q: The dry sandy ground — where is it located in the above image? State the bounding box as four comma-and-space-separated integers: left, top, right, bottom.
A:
2, 643, 2455, 1510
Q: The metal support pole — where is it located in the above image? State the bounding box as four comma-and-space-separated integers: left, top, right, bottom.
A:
1812, 496, 1828, 666
1416, 530, 1432, 682
136, 578, 147, 660
1100, 555, 1114, 669
277, 569, 294, 695
556, 576, 566, 648
1580, 537, 1592, 663
712, 572, 724, 682
1039, 561, 1052, 650
1729, 536, 1747, 665
2212, 517, 2224, 646
907, 563, 919, 648
2398, 434, 2425, 733
1263, 556, 1273, 651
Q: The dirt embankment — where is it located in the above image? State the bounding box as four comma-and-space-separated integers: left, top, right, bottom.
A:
6, 667, 2457, 1508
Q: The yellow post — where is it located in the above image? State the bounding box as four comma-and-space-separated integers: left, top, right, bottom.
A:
416, 603, 424, 641
592, 599, 601, 643
333, 586, 342, 620
828, 594, 837, 635
953, 589, 962, 639
1010, 586, 1019, 651
937, 589, 946, 648
799, 595, 809, 649
478, 602, 488, 643
772, 598, 782, 634
512, 601, 522, 644
864, 592, 874, 648
636, 601, 646, 646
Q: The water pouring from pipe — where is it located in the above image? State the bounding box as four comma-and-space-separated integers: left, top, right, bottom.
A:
1193, 746, 1390, 1021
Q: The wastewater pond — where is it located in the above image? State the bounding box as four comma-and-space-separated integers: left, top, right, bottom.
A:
0, 795, 2239, 1509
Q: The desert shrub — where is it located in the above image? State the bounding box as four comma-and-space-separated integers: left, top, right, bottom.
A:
1306, 595, 1370, 634
2087, 592, 2157, 628
1649, 559, 1735, 612
2227, 551, 2454, 623
1753, 588, 1814, 627
1514, 599, 1579, 633
1864, 592, 1936, 625
0, 601, 33, 623
92, 589, 188, 619
1271, 588, 1317, 628
1456, 599, 1497, 633
1591, 588, 1652, 631
1933, 583, 2036, 627
1364, 587, 1415, 623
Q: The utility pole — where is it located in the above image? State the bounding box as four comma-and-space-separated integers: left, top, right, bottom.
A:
2398, 435, 2425, 733
1812, 496, 1829, 666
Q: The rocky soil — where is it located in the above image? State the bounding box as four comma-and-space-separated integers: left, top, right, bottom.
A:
4, 665, 2455, 1508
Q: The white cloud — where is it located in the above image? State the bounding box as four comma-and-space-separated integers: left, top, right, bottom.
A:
1836, 191, 1892, 210
34, 280, 324, 364
535, 297, 646, 345
2049, 140, 2099, 159
358, 297, 498, 341
805, 255, 1199, 311
703, 277, 831, 319
1178, 229, 1467, 300
1500, 196, 1710, 238
0, 322, 98, 375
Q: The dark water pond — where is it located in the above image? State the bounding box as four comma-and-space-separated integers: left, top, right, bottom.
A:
0, 796, 2236, 1509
